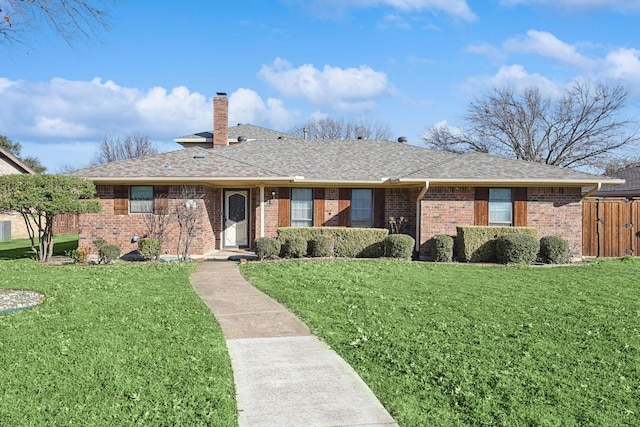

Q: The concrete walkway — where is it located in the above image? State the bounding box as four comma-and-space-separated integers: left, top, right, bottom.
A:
191, 260, 398, 427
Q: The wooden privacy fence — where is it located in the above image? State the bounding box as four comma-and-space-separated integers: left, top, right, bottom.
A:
53, 213, 80, 234
583, 199, 639, 257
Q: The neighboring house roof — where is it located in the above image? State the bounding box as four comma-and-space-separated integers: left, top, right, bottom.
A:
593, 165, 640, 197
69, 138, 622, 188
175, 123, 295, 145
0, 147, 35, 175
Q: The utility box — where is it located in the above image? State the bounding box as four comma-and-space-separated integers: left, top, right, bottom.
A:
0, 220, 11, 242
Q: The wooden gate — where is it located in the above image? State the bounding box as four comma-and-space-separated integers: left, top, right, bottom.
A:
583, 199, 639, 257
53, 213, 80, 234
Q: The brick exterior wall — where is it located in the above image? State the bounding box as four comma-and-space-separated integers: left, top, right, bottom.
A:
78, 184, 585, 259
526, 187, 583, 258
419, 187, 475, 258
79, 185, 216, 257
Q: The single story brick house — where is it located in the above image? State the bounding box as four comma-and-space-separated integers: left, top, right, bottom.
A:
0, 147, 35, 240
70, 93, 624, 259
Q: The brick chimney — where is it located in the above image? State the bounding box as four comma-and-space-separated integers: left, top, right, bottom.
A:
213, 92, 229, 148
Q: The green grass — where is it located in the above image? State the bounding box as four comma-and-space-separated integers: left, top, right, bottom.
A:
0, 260, 237, 426
0, 233, 79, 260
241, 259, 640, 426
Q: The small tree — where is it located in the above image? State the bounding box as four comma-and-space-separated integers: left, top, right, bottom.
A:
0, 175, 101, 262
141, 191, 173, 260
174, 186, 203, 261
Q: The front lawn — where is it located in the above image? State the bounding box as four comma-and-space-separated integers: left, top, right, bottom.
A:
0, 233, 79, 260
241, 259, 640, 426
0, 260, 237, 426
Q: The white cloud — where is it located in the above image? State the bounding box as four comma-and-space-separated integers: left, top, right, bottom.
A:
503, 30, 595, 68
499, 0, 640, 11
0, 77, 299, 171
295, 0, 476, 21
258, 57, 393, 112
229, 88, 300, 130
462, 64, 564, 98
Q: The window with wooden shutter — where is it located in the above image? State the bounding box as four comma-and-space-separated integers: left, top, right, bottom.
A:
278, 187, 291, 227
130, 186, 154, 213
154, 185, 169, 215
114, 186, 129, 215
474, 187, 489, 226
313, 188, 325, 227
374, 188, 386, 228
338, 188, 351, 226
513, 188, 527, 226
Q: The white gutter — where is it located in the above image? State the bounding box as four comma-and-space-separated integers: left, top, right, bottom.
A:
415, 181, 429, 252
259, 185, 265, 238
582, 182, 602, 199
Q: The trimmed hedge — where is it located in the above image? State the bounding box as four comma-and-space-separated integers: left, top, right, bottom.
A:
309, 235, 335, 257
384, 234, 415, 260
457, 226, 538, 263
430, 234, 454, 262
277, 227, 388, 258
496, 233, 539, 264
281, 236, 308, 258
138, 238, 160, 260
254, 237, 282, 260
539, 235, 570, 264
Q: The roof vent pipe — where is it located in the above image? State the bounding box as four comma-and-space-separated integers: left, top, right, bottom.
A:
303, 127, 308, 140
398, 136, 407, 143
237, 136, 247, 143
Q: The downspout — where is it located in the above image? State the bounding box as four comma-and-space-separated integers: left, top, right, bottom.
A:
582, 182, 602, 199
259, 185, 265, 238
415, 181, 430, 253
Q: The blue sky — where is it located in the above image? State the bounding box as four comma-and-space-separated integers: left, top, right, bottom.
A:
1, 0, 639, 172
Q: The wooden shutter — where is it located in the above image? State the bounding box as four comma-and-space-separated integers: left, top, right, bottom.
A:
374, 188, 386, 228
338, 188, 351, 226
113, 186, 129, 215
474, 187, 489, 226
278, 187, 290, 227
313, 188, 325, 227
154, 185, 169, 214
513, 187, 528, 226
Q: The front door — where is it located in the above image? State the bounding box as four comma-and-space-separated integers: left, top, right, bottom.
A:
224, 190, 249, 248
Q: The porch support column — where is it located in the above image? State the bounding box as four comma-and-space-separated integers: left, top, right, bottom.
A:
259, 185, 265, 238
416, 181, 429, 252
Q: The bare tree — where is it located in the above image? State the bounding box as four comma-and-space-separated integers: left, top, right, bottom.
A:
603, 156, 640, 175
173, 186, 204, 261
1, 0, 112, 44
290, 117, 393, 140
91, 132, 159, 165
141, 192, 173, 260
423, 81, 639, 169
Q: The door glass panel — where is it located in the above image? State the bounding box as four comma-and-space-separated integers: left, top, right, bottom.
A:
228, 193, 246, 222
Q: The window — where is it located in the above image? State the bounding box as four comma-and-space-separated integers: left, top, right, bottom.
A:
351, 189, 373, 227
489, 188, 512, 225
130, 186, 154, 213
291, 188, 313, 227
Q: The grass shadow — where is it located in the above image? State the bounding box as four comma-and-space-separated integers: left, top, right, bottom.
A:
0, 234, 79, 260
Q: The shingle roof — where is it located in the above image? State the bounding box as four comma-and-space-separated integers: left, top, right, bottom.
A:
70, 138, 618, 186
594, 166, 640, 196
175, 124, 295, 144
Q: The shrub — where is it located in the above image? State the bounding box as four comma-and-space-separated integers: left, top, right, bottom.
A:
138, 238, 160, 260
457, 226, 538, 263
93, 238, 106, 250
539, 236, 570, 264
281, 236, 307, 258
430, 234, 454, 262
308, 235, 334, 257
384, 234, 415, 260
65, 247, 90, 264
277, 227, 388, 258
254, 237, 282, 260
496, 233, 539, 264
98, 244, 121, 264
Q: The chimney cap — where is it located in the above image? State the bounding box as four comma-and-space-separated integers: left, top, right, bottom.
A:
216, 92, 227, 96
